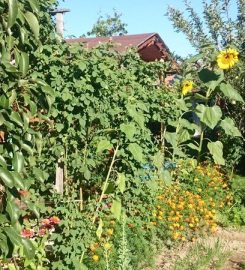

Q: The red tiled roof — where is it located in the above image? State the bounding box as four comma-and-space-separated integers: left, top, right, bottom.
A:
66, 33, 178, 70
66, 33, 159, 52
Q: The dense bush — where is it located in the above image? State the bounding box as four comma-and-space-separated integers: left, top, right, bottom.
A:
0, 0, 244, 269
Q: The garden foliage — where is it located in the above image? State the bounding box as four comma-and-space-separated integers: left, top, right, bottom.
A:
0, 0, 244, 269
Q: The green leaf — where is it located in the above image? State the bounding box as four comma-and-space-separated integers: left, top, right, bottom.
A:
56, 123, 64, 132
7, 0, 18, 28
196, 104, 222, 129
25, 201, 39, 218
165, 132, 177, 147
111, 199, 121, 221
0, 233, 9, 257
219, 83, 244, 103
6, 200, 20, 223
175, 99, 188, 111
7, 264, 17, 270
187, 143, 199, 151
186, 53, 203, 63
19, 52, 29, 76
24, 12, 39, 39
10, 112, 23, 127
28, 0, 39, 13
12, 172, 25, 189
0, 167, 15, 188
32, 167, 46, 183
97, 139, 112, 153
220, 117, 241, 137
0, 95, 9, 109
96, 218, 103, 239
21, 143, 33, 155
117, 173, 126, 193
178, 129, 190, 144
162, 170, 172, 186
128, 143, 144, 163
0, 155, 7, 168
4, 227, 22, 246
120, 123, 136, 141
21, 238, 35, 259
207, 141, 225, 165
198, 69, 220, 83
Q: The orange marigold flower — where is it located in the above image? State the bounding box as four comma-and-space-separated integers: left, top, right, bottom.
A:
38, 228, 47, 237
49, 216, 60, 225
41, 219, 51, 226
21, 229, 34, 238
19, 190, 29, 197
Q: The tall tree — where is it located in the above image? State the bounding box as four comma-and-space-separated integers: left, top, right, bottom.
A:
87, 10, 128, 37
167, 0, 245, 51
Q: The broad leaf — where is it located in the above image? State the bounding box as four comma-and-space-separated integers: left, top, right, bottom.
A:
0, 167, 15, 188
207, 141, 225, 165
97, 139, 112, 153
7, 0, 18, 28
128, 143, 144, 163
117, 173, 126, 193
10, 112, 23, 127
162, 170, 172, 186
19, 52, 29, 76
196, 104, 222, 129
165, 132, 177, 147
219, 83, 244, 103
6, 200, 20, 223
178, 129, 190, 144
120, 123, 136, 141
21, 238, 35, 259
220, 117, 241, 137
24, 12, 39, 39
28, 0, 39, 13
4, 227, 22, 246
111, 199, 121, 221
198, 68, 220, 83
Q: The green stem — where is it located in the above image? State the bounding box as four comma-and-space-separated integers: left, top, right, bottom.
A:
197, 128, 204, 164
79, 144, 119, 263
105, 249, 110, 270
197, 87, 211, 164
92, 144, 119, 223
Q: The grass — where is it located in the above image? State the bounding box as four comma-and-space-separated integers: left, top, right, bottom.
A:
172, 239, 231, 270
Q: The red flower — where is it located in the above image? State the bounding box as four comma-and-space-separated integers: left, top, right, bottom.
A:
49, 216, 60, 225
19, 190, 29, 197
41, 218, 51, 227
38, 228, 47, 237
21, 229, 34, 238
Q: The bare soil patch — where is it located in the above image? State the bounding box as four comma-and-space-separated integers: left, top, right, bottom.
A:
148, 227, 245, 270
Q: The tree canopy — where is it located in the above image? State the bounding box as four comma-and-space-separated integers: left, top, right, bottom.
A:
87, 10, 128, 37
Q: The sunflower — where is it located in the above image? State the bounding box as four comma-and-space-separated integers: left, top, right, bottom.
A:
182, 80, 193, 95
217, 48, 239, 70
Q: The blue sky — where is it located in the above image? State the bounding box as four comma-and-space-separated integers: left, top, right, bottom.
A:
58, 0, 237, 57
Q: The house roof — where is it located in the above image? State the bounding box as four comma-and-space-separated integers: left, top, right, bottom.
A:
66, 33, 155, 50
66, 33, 179, 71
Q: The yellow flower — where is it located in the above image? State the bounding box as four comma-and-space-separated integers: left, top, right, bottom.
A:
182, 80, 193, 95
92, 255, 99, 262
104, 243, 111, 250
217, 48, 239, 69
90, 244, 97, 252
107, 228, 114, 236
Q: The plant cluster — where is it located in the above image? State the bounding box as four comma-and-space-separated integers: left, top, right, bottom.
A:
0, 0, 244, 269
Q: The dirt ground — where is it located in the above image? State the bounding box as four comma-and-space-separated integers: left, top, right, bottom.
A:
150, 227, 245, 270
